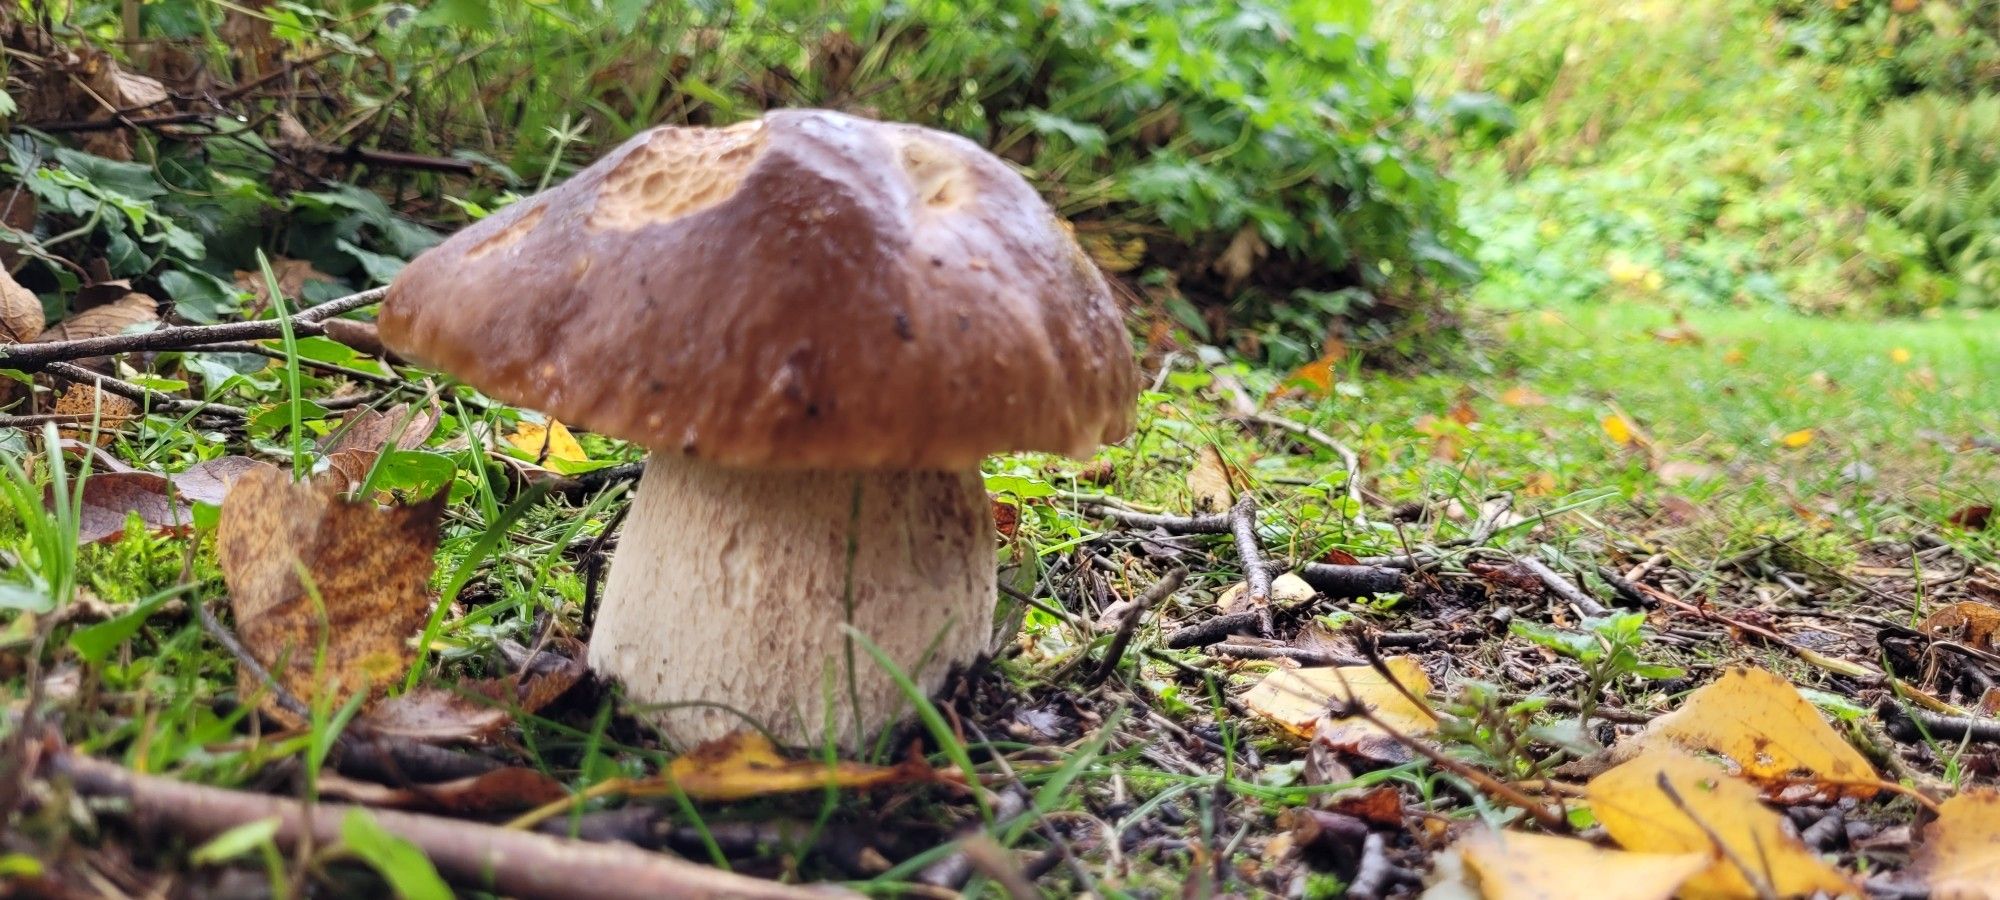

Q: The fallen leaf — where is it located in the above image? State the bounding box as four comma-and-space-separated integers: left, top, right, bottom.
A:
1455, 828, 1707, 900
35, 291, 159, 344
1921, 602, 2000, 652
236, 258, 335, 311
217, 466, 446, 723
1448, 398, 1479, 426
1655, 460, 1719, 485
1078, 232, 1146, 273
1588, 747, 1857, 899
363, 651, 588, 745
1186, 444, 1237, 514
1781, 429, 1815, 448
1915, 789, 2000, 899
66, 473, 193, 544
1214, 223, 1266, 289
1329, 786, 1405, 828
53, 383, 136, 445
1890, 347, 1913, 365
1280, 344, 1346, 399
1602, 414, 1637, 447
319, 768, 568, 815
505, 419, 586, 463
1521, 471, 1557, 496
1498, 386, 1546, 407
1947, 505, 1993, 531
1244, 657, 1436, 742
322, 403, 441, 456
171, 457, 278, 506
1640, 666, 1877, 796
0, 268, 41, 343
662, 731, 932, 802
991, 496, 1020, 539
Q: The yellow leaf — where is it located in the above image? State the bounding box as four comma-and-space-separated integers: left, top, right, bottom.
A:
664, 731, 927, 801
1588, 748, 1858, 900
1641, 667, 1877, 796
1781, 429, 1815, 448
1242, 657, 1435, 740
1457, 828, 1707, 900
1890, 347, 1913, 365
1722, 348, 1746, 365
1915, 789, 2000, 900
1602, 414, 1635, 446
1522, 471, 1557, 497
1186, 444, 1237, 514
507, 419, 586, 462
1499, 386, 1547, 407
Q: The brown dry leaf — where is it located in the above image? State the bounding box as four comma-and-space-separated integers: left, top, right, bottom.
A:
1243, 657, 1436, 741
1588, 747, 1858, 899
1448, 398, 1479, 426
52, 383, 136, 445
235, 258, 334, 311
1498, 386, 1546, 407
1329, 786, 1405, 828
1948, 505, 1993, 531
363, 652, 588, 745
1921, 602, 2000, 653
67, 473, 193, 544
505, 419, 586, 463
217, 466, 446, 722
1455, 828, 1707, 900
1278, 347, 1345, 400
171, 457, 278, 506
321, 403, 441, 456
1641, 667, 1876, 796
35, 291, 158, 344
0, 268, 41, 343
1914, 789, 2000, 899
663, 731, 933, 802
1186, 444, 1237, 514
319, 768, 568, 816
58, 457, 276, 544
1215, 223, 1267, 289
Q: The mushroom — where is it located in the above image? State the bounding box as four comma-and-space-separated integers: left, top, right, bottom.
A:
377, 110, 1137, 749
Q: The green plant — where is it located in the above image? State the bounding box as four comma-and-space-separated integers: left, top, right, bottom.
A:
1511, 610, 1684, 725
1857, 94, 2000, 305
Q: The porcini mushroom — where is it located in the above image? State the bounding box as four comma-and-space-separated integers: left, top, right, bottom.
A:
377, 110, 1137, 749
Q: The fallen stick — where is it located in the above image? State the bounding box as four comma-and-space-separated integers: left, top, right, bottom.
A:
46, 361, 248, 419
1087, 566, 1186, 685
1519, 556, 1609, 617
1, 287, 386, 371
1083, 505, 1231, 534
1228, 495, 1274, 635
50, 751, 849, 899
1163, 610, 1263, 649
1294, 563, 1407, 597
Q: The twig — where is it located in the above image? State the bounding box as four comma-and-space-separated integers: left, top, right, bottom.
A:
0, 287, 386, 371
1087, 567, 1186, 686
1593, 564, 1652, 608
1228, 495, 1273, 636
1294, 563, 1407, 597
1345, 833, 1391, 900
1208, 643, 1364, 667
1239, 413, 1362, 503
194, 596, 311, 722
1084, 504, 1230, 534
1163, 611, 1263, 649
1654, 771, 1779, 900
1878, 699, 2000, 745
48, 751, 848, 899
44, 361, 248, 419
1519, 556, 1609, 617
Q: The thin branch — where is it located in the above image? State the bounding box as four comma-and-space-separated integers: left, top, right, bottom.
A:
1239, 412, 1362, 503
1519, 556, 1609, 617
48, 751, 848, 900
1084, 504, 1230, 534
44, 361, 248, 419
1228, 495, 1273, 636
1, 287, 386, 371
1086, 567, 1186, 686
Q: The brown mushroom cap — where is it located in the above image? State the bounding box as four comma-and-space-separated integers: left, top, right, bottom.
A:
378, 109, 1138, 471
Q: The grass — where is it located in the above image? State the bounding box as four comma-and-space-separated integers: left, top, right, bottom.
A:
4, 298, 1997, 894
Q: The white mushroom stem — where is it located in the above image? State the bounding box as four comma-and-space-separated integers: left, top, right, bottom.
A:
589, 455, 996, 750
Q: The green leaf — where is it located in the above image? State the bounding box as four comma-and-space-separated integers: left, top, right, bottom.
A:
1509, 620, 1602, 662
250, 399, 330, 431
364, 450, 456, 498
335, 239, 407, 285
159, 270, 243, 325
983, 473, 1056, 499
0, 582, 51, 613
0, 853, 41, 878
69, 586, 190, 665
191, 818, 281, 865
339, 810, 452, 900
